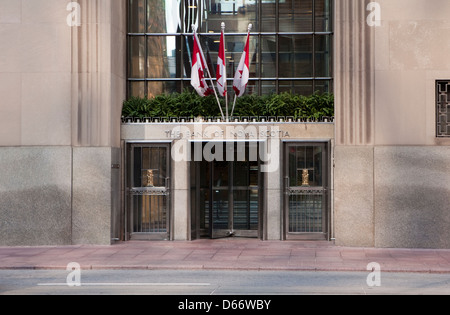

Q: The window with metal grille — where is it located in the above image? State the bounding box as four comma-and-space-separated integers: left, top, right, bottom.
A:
127, 0, 333, 98
437, 81, 450, 137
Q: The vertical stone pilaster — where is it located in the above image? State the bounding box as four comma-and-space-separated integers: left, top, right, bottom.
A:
70, 0, 126, 244
334, 0, 376, 246
172, 139, 190, 241
334, 0, 375, 146
71, 0, 126, 148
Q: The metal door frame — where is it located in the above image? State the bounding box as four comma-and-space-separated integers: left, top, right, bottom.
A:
283, 140, 331, 240
190, 140, 264, 240
125, 142, 172, 241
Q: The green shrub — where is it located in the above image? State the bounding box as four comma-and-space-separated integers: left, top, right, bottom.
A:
122, 90, 334, 120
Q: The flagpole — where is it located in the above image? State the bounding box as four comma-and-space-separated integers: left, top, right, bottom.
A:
222, 22, 229, 121
226, 91, 229, 122
231, 24, 252, 118
192, 25, 225, 120
231, 94, 237, 118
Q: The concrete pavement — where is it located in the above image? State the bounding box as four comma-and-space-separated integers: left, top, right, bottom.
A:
1, 239, 450, 273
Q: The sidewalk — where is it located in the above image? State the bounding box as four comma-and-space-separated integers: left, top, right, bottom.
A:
1, 239, 450, 273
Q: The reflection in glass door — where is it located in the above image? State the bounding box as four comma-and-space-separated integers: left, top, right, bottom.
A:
284, 142, 329, 240
127, 144, 171, 240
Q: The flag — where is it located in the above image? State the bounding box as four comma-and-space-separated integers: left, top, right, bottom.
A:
191, 31, 213, 97
216, 27, 227, 97
233, 31, 250, 97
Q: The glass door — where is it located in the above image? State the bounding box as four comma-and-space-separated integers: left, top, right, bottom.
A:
232, 154, 260, 238
284, 142, 329, 240
191, 142, 262, 239
127, 144, 171, 240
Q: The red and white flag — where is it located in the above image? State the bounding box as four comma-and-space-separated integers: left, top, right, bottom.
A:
233, 30, 250, 97
216, 26, 227, 97
191, 31, 213, 97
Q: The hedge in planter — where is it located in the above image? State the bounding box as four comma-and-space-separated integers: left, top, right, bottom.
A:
122, 90, 334, 120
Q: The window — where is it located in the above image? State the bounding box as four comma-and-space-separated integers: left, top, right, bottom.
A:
437, 81, 450, 137
127, 0, 333, 98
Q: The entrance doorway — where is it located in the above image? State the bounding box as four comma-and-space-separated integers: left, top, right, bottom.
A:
283, 142, 330, 240
126, 143, 171, 240
190, 142, 264, 239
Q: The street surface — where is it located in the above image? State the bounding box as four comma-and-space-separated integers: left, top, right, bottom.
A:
1, 269, 450, 295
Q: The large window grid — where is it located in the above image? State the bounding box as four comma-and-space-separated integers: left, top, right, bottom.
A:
127, 0, 333, 98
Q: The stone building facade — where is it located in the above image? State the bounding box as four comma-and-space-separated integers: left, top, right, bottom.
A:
0, 0, 449, 248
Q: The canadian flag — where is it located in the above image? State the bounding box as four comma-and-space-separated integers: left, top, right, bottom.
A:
216, 28, 227, 97
191, 31, 213, 97
233, 31, 250, 97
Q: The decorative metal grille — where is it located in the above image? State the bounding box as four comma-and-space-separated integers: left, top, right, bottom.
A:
437, 81, 450, 137
288, 193, 323, 233
129, 187, 170, 196
286, 188, 326, 233
122, 116, 334, 124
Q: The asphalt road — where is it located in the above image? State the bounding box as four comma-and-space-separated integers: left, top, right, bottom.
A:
1, 269, 450, 296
